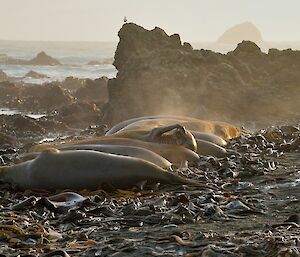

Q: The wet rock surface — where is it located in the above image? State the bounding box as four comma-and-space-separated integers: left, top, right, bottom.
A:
0, 122, 299, 256
105, 23, 300, 125
0, 76, 108, 133
0, 77, 108, 112
74, 77, 108, 103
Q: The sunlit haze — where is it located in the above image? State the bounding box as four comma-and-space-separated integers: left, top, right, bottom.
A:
1, 0, 300, 42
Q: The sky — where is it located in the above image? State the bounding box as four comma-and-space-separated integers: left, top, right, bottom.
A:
0, 0, 299, 42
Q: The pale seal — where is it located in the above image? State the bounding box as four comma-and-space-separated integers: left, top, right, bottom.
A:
112, 124, 197, 152
190, 131, 227, 146
196, 139, 228, 158
30, 138, 200, 167
20, 145, 172, 169
0, 149, 201, 190
106, 115, 240, 140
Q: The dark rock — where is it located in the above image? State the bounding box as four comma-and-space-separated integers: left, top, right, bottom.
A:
25, 70, 49, 79
6, 51, 61, 66
113, 23, 186, 71
60, 76, 86, 92
74, 77, 108, 103
230, 40, 263, 56
0, 82, 74, 112
0, 114, 45, 138
0, 132, 17, 147
53, 102, 102, 128
27, 51, 61, 66
0, 81, 22, 101
105, 23, 300, 125
217, 22, 263, 44
0, 70, 9, 82
21, 83, 74, 111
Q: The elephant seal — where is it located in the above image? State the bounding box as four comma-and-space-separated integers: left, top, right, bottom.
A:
112, 124, 197, 152
106, 115, 240, 140
196, 139, 228, 158
20, 145, 172, 169
190, 131, 227, 146
0, 149, 201, 190
30, 138, 200, 167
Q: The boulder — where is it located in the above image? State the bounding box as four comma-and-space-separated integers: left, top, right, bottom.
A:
22, 83, 74, 111
0, 70, 9, 82
53, 102, 102, 128
60, 76, 86, 92
25, 70, 49, 79
74, 77, 108, 103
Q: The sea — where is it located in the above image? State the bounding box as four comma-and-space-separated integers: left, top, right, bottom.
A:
0, 40, 118, 84
1, 40, 300, 85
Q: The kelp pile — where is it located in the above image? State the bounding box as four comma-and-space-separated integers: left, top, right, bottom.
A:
0, 124, 299, 256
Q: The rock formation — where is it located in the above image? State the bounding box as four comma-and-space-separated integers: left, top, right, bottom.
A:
25, 70, 49, 79
6, 51, 61, 66
0, 70, 9, 82
105, 23, 300, 124
217, 22, 263, 44
27, 51, 61, 66
74, 76, 108, 103
60, 77, 86, 92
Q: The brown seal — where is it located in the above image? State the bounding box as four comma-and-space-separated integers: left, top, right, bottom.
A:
20, 144, 172, 169
111, 124, 197, 152
30, 138, 199, 167
0, 149, 202, 190
106, 115, 240, 140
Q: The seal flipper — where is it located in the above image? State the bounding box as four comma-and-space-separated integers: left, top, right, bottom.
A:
135, 180, 147, 190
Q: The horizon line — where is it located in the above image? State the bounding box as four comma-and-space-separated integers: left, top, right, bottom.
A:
1, 39, 300, 44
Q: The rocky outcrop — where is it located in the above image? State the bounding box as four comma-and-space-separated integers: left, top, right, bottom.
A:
28, 51, 61, 66
0, 82, 74, 112
0, 70, 9, 82
25, 70, 49, 79
6, 51, 61, 66
217, 22, 263, 44
60, 77, 86, 92
105, 23, 300, 124
0, 81, 22, 102
52, 102, 103, 128
74, 77, 108, 103
0, 76, 108, 113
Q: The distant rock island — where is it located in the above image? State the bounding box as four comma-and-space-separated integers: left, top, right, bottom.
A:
27, 51, 61, 66
217, 22, 263, 44
25, 70, 49, 79
3, 51, 61, 66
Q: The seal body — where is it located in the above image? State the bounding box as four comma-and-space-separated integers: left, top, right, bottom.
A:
190, 131, 227, 146
112, 124, 197, 152
58, 144, 171, 169
30, 138, 200, 167
0, 149, 198, 190
106, 115, 240, 140
196, 139, 228, 158
20, 145, 172, 169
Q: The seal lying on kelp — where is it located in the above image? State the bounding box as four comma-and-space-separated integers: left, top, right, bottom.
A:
106, 115, 240, 140
20, 144, 172, 169
30, 138, 200, 167
0, 149, 201, 190
110, 124, 197, 151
